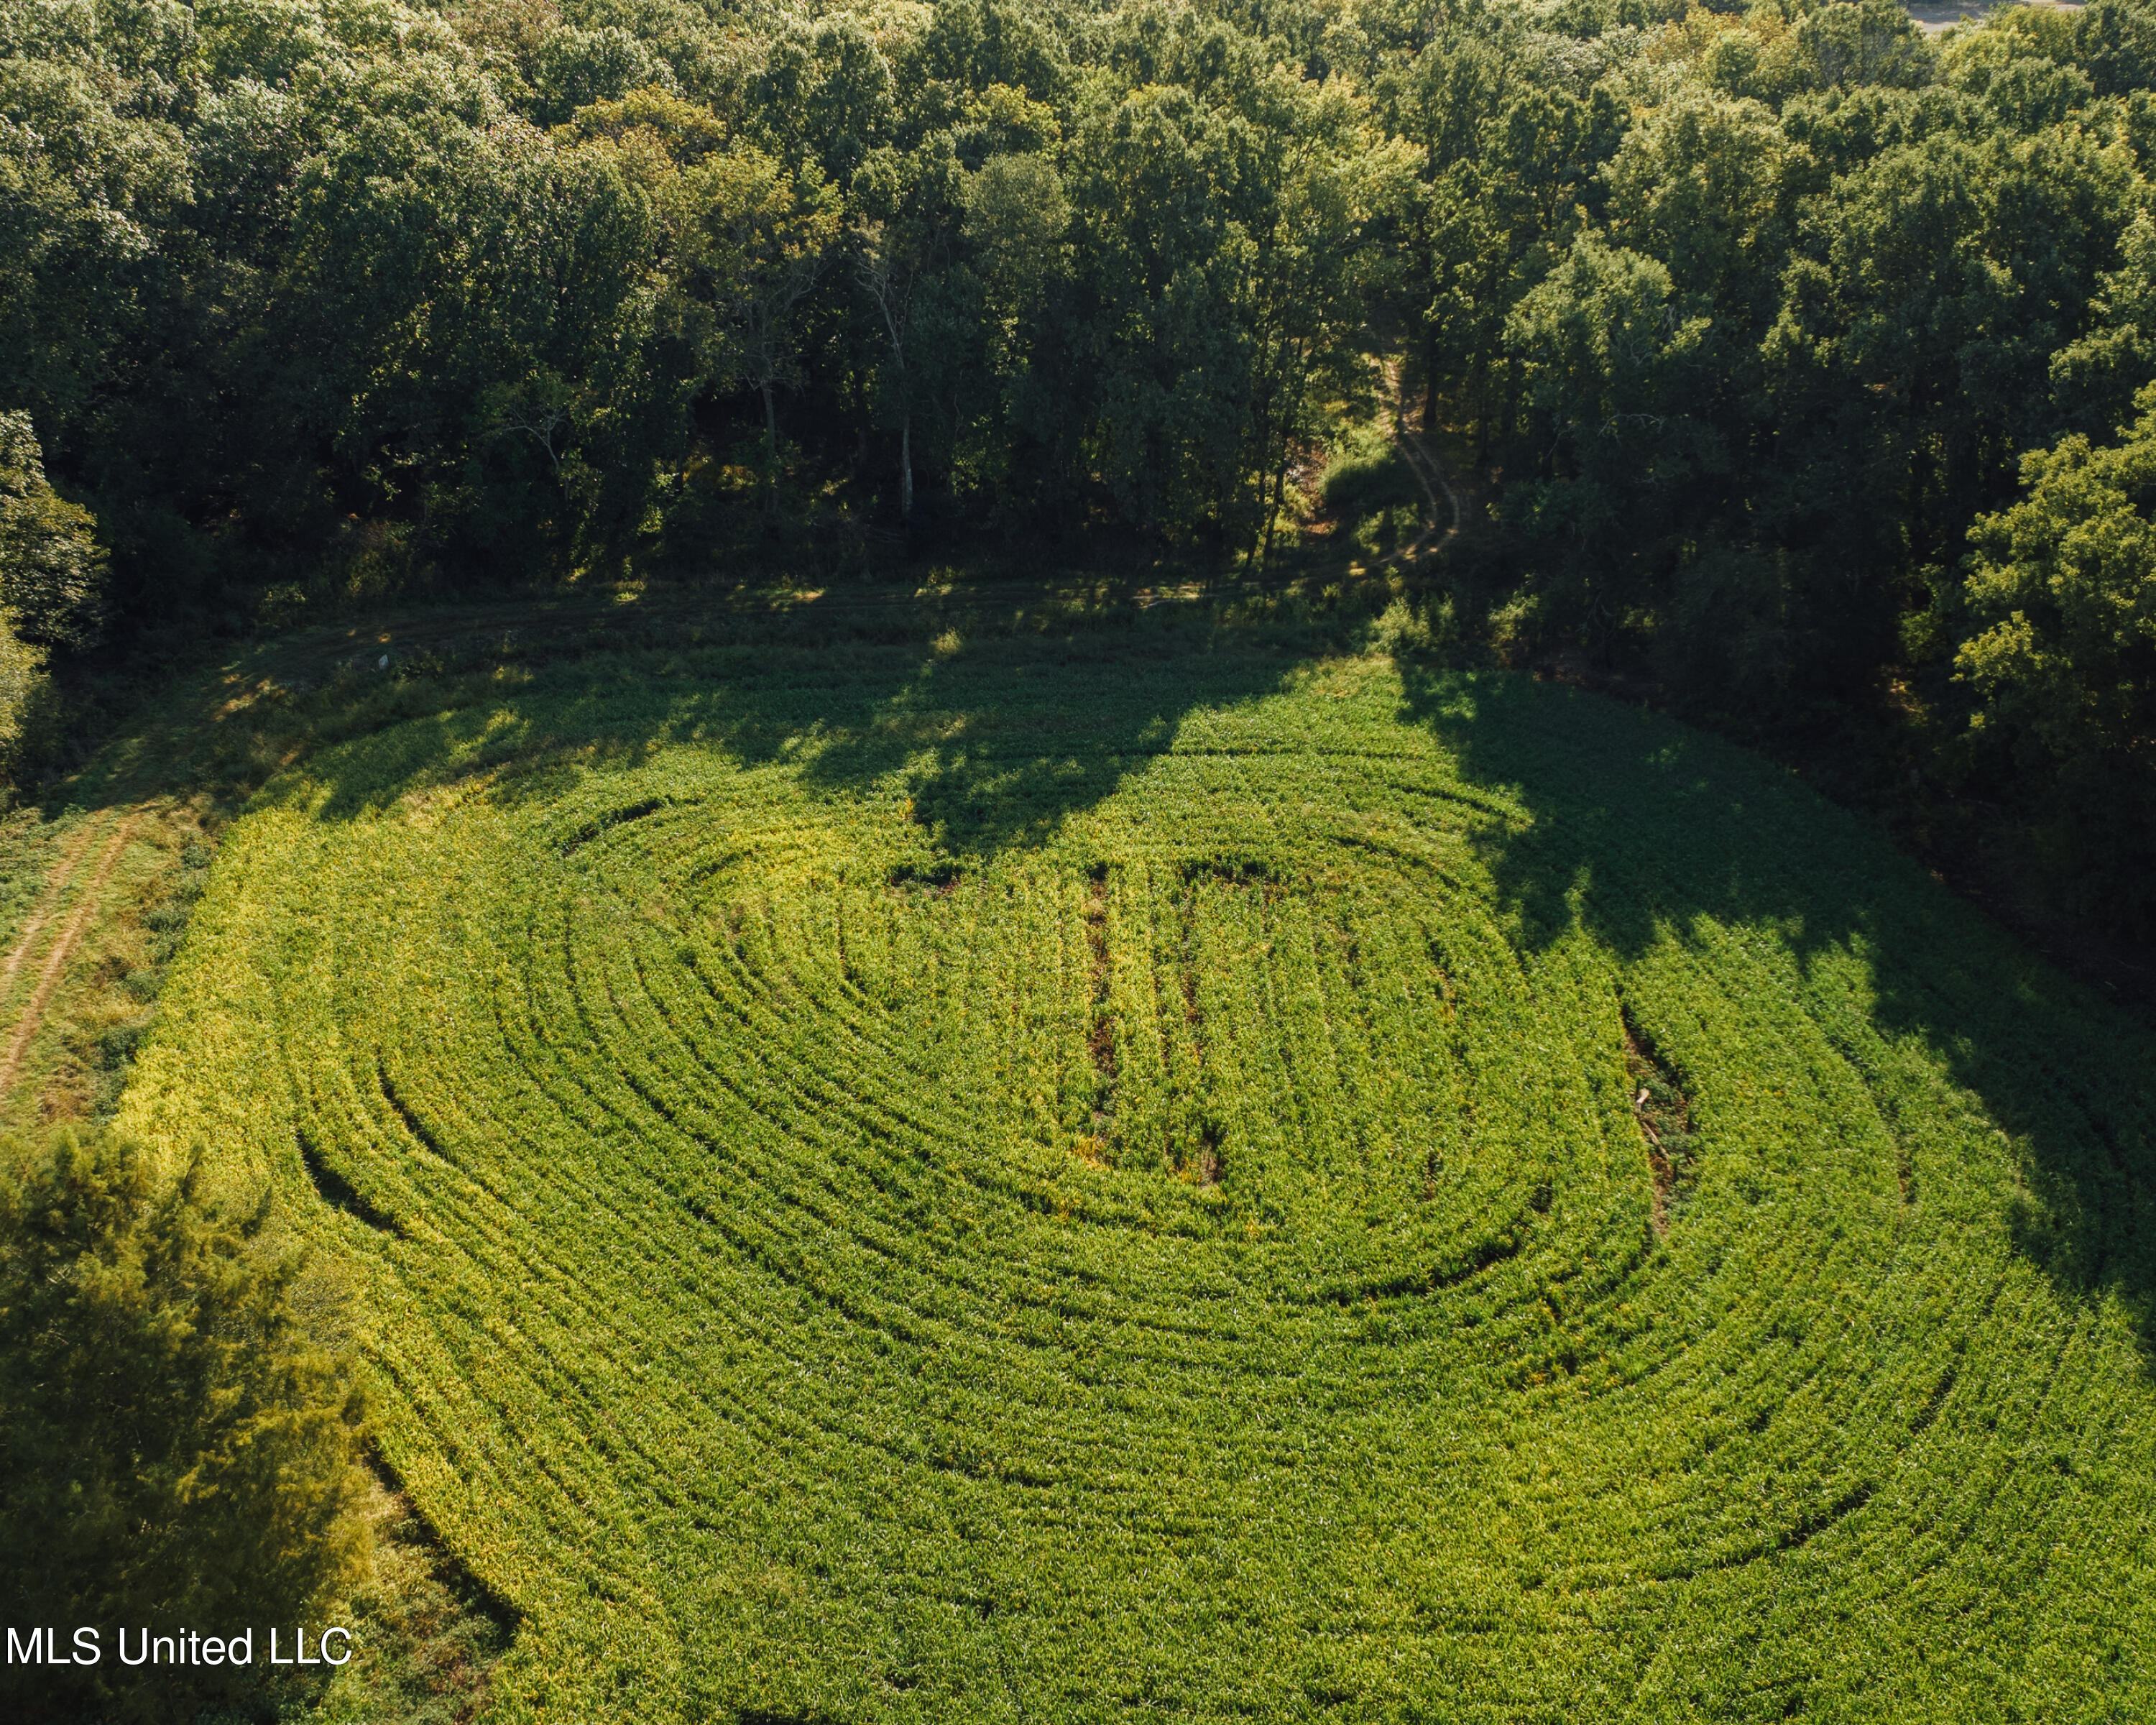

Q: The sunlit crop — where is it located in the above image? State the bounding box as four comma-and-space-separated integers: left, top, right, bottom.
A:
121, 633, 2156, 1722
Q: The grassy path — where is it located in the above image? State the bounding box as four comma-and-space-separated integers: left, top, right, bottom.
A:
0, 814, 104, 996
0, 813, 142, 1099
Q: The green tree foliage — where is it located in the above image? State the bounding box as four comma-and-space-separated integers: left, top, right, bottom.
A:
1795, 0, 1936, 90
1503, 235, 1714, 648
0, 1129, 372, 1722
0, 605, 45, 787
6, 0, 2156, 917
1959, 383, 2156, 925
0, 408, 108, 648
0, 1, 189, 436
673, 140, 841, 474
2075, 0, 2156, 96
1069, 12, 1402, 546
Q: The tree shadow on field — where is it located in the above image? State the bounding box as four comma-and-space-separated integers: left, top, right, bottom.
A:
275, 595, 1322, 861
1393, 657, 2156, 1371
783, 629, 1314, 857
164, 592, 2156, 1365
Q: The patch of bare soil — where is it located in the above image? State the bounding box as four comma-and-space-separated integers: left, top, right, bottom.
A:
1622, 1006, 1697, 1236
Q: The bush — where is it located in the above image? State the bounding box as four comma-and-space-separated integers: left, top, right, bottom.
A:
1319, 443, 1422, 524
0, 1131, 372, 1724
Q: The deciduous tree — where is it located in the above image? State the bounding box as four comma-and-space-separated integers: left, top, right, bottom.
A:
0, 1131, 372, 1722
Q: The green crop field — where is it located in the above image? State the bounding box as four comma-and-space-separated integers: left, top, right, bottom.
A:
115, 614, 2156, 1721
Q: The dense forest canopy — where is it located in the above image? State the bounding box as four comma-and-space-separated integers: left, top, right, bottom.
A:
2, 0, 2154, 922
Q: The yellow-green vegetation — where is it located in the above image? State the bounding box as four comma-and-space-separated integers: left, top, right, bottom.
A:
200, 1478, 516, 1725
0, 1130, 372, 1722
117, 617, 2156, 1721
0, 800, 216, 1134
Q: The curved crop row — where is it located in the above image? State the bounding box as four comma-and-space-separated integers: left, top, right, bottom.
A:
121, 638, 2156, 1722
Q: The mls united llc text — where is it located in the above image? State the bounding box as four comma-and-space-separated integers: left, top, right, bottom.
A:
6, 1626, 352, 1667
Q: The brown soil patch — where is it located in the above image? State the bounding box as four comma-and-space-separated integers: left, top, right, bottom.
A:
1622, 1005, 1695, 1236
1083, 868, 1118, 1138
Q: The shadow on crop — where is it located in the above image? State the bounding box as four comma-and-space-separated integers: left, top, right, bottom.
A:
787, 629, 1303, 856
1393, 656, 2156, 1371
277, 594, 1320, 855
117, 584, 2156, 1368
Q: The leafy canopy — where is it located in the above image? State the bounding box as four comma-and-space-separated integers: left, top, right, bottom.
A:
0, 1130, 372, 1722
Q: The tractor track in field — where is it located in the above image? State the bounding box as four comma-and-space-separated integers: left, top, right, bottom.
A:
0, 814, 140, 1099
0, 817, 105, 995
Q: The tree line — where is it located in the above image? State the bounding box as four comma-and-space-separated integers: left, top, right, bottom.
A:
2, 0, 2153, 925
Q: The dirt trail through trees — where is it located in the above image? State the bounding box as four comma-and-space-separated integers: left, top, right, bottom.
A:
1377, 357, 1463, 570
1394, 426, 1462, 561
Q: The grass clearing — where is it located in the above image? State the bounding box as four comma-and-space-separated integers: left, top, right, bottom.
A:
98, 599, 2156, 1721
